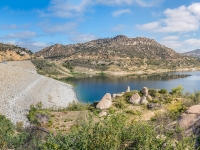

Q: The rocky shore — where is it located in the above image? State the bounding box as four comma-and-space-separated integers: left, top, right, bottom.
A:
0, 61, 77, 126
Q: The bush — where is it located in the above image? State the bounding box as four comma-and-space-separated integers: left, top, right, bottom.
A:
159, 89, 168, 94
0, 115, 27, 149
148, 89, 158, 97
64, 101, 90, 111
39, 114, 194, 149
171, 86, 183, 96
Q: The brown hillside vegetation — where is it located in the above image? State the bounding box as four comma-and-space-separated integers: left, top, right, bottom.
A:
0, 42, 33, 61
35, 35, 200, 74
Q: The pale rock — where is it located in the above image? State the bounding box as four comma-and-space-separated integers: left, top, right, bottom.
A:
113, 93, 123, 98
126, 86, 130, 92
99, 111, 107, 117
96, 93, 112, 109
140, 96, 148, 105
141, 87, 148, 96
129, 93, 140, 104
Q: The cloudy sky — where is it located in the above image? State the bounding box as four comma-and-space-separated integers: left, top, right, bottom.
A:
1, 0, 200, 52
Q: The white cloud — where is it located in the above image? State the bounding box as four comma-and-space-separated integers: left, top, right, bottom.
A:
69, 33, 98, 43
137, 22, 160, 30
1, 24, 17, 30
112, 24, 125, 31
44, 0, 93, 18
39, 22, 78, 34
184, 38, 200, 46
3, 39, 51, 52
112, 9, 131, 17
43, 0, 163, 18
138, 3, 200, 33
160, 40, 182, 49
1, 31, 37, 39
97, 0, 162, 7
162, 36, 179, 40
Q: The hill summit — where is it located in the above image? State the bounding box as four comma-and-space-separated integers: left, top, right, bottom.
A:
35, 35, 200, 74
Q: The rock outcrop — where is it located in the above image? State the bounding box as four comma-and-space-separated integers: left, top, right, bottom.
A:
0, 43, 33, 61
96, 93, 112, 109
126, 86, 130, 92
140, 96, 148, 105
178, 104, 200, 148
141, 87, 148, 96
129, 93, 141, 104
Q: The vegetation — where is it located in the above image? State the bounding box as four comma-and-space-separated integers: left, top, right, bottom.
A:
1, 87, 200, 149
31, 58, 62, 76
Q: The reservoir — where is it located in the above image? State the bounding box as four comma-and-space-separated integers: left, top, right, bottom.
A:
65, 71, 200, 103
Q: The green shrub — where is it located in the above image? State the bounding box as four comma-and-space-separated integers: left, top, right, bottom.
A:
64, 101, 90, 111
148, 89, 158, 97
171, 86, 183, 96
114, 100, 126, 109
39, 114, 194, 150
159, 89, 168, 94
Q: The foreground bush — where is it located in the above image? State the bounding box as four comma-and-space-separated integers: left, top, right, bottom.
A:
39, 114, 194, 150
0, 115, 27, 149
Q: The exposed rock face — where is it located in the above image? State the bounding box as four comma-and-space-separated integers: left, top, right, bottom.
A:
147, 95, 152, 101
96, 93, 112, 109
141, 87, 148, 96
129, 93, 141, 104
113, 93, 123, 98
126, 86, 130, 92
183, 49, 200, 58
0, 43, 33, 61
178, 105, 200, 129
178, 104, 200, 136
140, 96, 148, 105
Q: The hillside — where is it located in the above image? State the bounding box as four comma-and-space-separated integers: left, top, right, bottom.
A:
0, 42, 33, 61
35, 35, 200, 75
183, 49, 200, 58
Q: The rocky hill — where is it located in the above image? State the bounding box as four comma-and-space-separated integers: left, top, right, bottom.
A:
35, 35, 200, 74
0, 42, 33, 61
182, 49, 200, 58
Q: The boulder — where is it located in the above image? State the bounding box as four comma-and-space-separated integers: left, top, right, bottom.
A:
35, 113, 50, 125
178, 104, 200, 137
129, 93, 140, 104
99, 111, 107, 117
147, 103, 161, 110
126, 86, 130, 92
113, 93, 123, 98
178, 113, 199, 129
147, 95, 152, 101
141, 87, 148, 96
96, 93, 112, 109
140, 96, 148, 105
186, 105, 200, 114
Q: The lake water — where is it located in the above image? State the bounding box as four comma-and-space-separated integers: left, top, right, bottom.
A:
67, 71, 200, 103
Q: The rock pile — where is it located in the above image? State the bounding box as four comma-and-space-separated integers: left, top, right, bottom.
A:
129, 87, 149, 105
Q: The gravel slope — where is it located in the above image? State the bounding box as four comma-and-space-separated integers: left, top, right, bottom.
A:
0, 61, 77, 126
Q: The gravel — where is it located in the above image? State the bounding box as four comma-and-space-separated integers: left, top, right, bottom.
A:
0, 60, 77, 126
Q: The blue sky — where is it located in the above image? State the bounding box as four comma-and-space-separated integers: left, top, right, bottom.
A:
1, 0, 200, 52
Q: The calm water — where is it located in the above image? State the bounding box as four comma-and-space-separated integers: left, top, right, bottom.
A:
67, 71, 200, 103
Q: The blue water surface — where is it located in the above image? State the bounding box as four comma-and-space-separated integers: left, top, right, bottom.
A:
67, 71, 200, 103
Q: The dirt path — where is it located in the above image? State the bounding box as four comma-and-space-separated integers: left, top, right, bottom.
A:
0, 61, 77, 126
